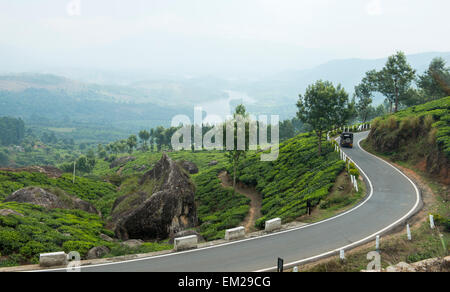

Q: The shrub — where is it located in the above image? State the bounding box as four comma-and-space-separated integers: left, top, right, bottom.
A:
19, 241, 47, 258
62, 241, 95, 258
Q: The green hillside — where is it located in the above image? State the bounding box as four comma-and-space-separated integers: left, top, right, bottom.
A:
365, 96, 449, 183
232, 132, 346, 227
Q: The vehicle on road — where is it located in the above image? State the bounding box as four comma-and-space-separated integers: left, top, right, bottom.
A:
340, 132, 354, 148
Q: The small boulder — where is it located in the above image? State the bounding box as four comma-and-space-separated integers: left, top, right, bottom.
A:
0, 209, 24, 217
121, 239, 144, 249
208, 161, 218, 166
100, 233, 115, 242
179, 161, 199, 174
86, 246, 110, 260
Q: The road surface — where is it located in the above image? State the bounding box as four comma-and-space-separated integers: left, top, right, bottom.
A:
45, 131, 420, 272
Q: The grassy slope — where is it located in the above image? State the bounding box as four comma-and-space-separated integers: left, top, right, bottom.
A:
365, 96, 449, 182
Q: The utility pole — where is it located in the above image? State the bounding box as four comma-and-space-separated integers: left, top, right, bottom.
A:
73, 161, 76, 184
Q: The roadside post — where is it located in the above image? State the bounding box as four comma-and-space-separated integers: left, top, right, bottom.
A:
277, 258, 284, 272
340, 249, 345, 262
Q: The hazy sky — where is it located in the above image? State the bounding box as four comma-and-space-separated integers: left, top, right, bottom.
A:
1, 0, 449, 77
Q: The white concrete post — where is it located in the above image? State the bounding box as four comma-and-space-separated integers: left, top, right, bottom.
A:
340, 249, 345, 261
429, 215, 435, 229
225, 226, 246, 240
406, 224, 412, 241
376, 235, 380, 250
355, 180, 359, 192
293, 266, 298, 272
174, 235, 198, 251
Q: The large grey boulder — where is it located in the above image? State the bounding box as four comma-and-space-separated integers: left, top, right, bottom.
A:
112, 153, 197, 241
5, 187, 99, 214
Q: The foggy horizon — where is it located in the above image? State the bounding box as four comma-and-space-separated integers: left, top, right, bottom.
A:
1, 0, 450, 80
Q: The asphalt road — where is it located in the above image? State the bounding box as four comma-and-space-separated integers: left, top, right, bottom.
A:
48, 131, 420, 272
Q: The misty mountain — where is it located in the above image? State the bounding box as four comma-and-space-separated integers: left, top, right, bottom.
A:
0, 51, 449, 128
237, 52, 450, 110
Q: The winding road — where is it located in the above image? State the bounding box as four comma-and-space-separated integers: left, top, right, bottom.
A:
43, 131, 421, 272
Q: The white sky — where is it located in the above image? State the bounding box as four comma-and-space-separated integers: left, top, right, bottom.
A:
1, 0, 449, 77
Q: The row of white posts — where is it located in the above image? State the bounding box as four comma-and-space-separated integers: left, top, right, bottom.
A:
327, 123, 372, 142
335, 143, 358, 192
331, 215, 437, 267
174, 218, 283, 252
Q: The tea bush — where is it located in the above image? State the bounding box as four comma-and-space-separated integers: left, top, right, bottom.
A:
193, 167, 250, 241
231, 132, 344, 228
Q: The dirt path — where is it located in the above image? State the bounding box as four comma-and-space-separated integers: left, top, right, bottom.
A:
218, 171, 262, 232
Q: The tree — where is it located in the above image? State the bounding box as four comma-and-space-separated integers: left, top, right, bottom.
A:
149, 128, 155, 152
0, 150, 9, 166
371, 51, 416, 112
279, 120, 295, 141
354, 79, 374, 122
418, 57, 450, 100
225, 104, 250, 194
296, 80, 350, 156
86, 149, 96, 169
154, 126, 165, 151
126, 135, 137, 154
0, 117, 25, 146
138, 130, 150, 151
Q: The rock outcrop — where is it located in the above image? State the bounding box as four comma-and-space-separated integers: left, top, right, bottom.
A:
361, 256, 450, 272
179, 160, 199, 174
0, 166, 63, 178
4, 187, 99, 214
109, 156, 136, 169
0, 209, 24, 217
112, 153, 197, 241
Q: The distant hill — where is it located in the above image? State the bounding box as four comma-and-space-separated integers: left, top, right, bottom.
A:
0, 51, 448, 128
238, 52, 450, 111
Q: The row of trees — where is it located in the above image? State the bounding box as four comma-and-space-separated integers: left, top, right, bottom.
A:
0, 117, 25, 146
355, 52, 450, 121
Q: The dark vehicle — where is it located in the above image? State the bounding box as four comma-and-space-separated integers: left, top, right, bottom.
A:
340, 132, 354, 148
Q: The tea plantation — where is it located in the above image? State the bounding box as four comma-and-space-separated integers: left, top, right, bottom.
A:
233, 132, 345, 228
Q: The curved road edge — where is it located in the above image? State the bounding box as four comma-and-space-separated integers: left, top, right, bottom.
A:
255, 134, 422, 272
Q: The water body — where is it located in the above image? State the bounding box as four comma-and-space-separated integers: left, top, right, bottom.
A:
199, 90, 256, 125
